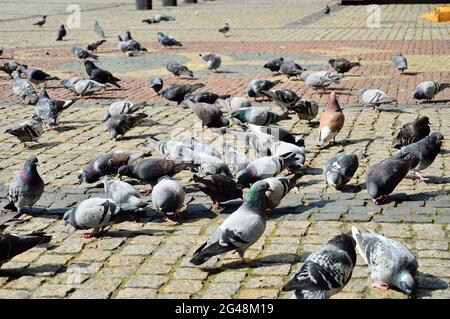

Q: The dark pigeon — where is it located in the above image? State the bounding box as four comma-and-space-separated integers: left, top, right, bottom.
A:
160, 83, 205, 105
33, 15, 47, 27
185, 91, 230, 104
329, 58, 361, 74
279, 61, 306, 78
157, 32, 182, 48
148, 76, 163, 94
246, 79, 282, 100
17, 65, 59, 85
392, 116, 430, 149
184, 100, 229, 130
5, 114, 44, 145
193, 174, 243, 208
106, 113, 148, 140
260, 89, 300, 111
263, 57, 284, 72
229, 107, 291, 126
56, 24, 66, 41
166, 62, 193, 78
72, 47, 98, 60
86, 40, 106, 52
84, 60, 121, 88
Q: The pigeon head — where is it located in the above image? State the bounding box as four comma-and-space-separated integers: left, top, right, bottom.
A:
24, 155, 39, 170
125, 31, 131, 38
38, 87, 50, 100
11, 70, 21, 79
236, 167, 257, 188
326, 91, 341, 111
358, 88, 367, 95
115, 34, 123, 42
294, 136, 305, 147
429, 132, 444, 147
219, 116, 230, 127
229, 108, 247, 122
325, 170, 342, 188
117, 165, 135, 178
157, 32, 165, 39
328, 59, 336, 66
416, 116, 430, 125
245, 180, 271, 212
63, 208, 76, 227
397, 270, 416, 297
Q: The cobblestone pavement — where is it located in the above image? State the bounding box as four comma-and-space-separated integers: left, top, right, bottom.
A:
0, 0, 449, 299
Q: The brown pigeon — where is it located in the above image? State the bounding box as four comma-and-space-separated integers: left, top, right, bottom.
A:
318, 91, 345, 146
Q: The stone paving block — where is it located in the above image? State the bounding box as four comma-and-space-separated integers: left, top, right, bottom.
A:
212, 271, 247, 283
69, 289, 111, 299
33, 284, 74, 298
245, 276, 284, 289
238, 289, 279, 299
114, 288, 157, 299
4, 276, 45, 291
173, 267, 209, 280
162, 280, 203, 294
125, 275, 168, 289
0, 289, 31, 299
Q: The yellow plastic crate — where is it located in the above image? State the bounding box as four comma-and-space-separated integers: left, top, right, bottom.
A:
422, 6, 450, 22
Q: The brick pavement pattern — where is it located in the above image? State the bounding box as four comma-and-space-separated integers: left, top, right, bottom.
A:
0, 0, 448, 299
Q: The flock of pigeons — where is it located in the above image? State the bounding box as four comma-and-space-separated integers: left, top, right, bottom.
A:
0, 8, 447, 299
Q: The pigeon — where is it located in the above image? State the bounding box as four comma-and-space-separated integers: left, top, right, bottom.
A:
123, 31, 133, 41
191, 151, 233, 177
160, 83, 205, 105
5, 114, 44, 146
199, 53, 221, 72
190, 180, 270, 265
182, 138, 222, 158
84, 60, 121, 88
260, 89, 300, 111
102, 100, 147, 122
78, 151, 149, 184
318, 91, 345, 146
35, 88, 58, 128
222, 97, 252, 110
115, 34, 147, 55
264, 172, 302, 210
412, 81, 449, 102
157, 32, 182, 48
142, 15, 176, 24
7, 156, 45, 213
394, 132, 444, 182
117, 158, 195, 189
148, 76, 163, 94
269, 141, 306, 172
17, 65, 59, 86
365, 153, 419, 204
101, 176, 147, 210
72, 47, 98, 60
290, 98, 319, 121
236, 152, 296, 187
185, 92, 230, 104
263, 57, 284, 73
86, 39, 106, 52
218, 22, 230, 37
1, 61, 27, 78
93, 21, 105, 37
329, 58, 360, 74
393, 53, 407, 73
0, 48, 3, 57
324, 5, 331, 14
351, 226, 418, 297
144, 137, 188, 162
392, 116, 430, 149
283, 234, 356, 299
63, 198, 137, 238
166, 62, 193, 78
193, 174, 243, 208
279, 61, 306, 78
229, 107, 291, 126
221, 143, 251, 176
56, 24, 66, 41
359, 88, 397, 111
223, 129, 276, 157
324, 152, 359, 190
246, 79, 282, 100
298, 71, 343, 91
61, 77, 106, 96
106, 113, 148, 140
185, 100, 229, 130
12, 70, 38, 105
0, 232, 51, 266
151, 176, 185, 219
245, 123, 304, 146
33, 15, 47, 27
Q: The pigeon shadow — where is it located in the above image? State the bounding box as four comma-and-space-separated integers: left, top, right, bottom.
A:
0, 264, 66, 278
422, 99, 450, 104
53, 125, 79, 133
414, 272, 449, 299
306, 121, 320, 128
338, 137, 376, 146
302, 167, 323, 176
26, 141, 62, 150
101, 227, 176, 238
404, 175, 450, 185
338, 184, 362, 193
389, 190, 448, 202
213, 70, 239, 74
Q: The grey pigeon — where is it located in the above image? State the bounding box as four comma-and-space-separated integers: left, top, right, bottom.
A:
102, 100, 146, 122
222, 97, 252, 110
264, 57, 284, 72
148, 76, 163, 94
151, 176, 185, 220
86, 39, 106, 52
229, 107, 291, 126
412, 81, 449, 102
12, 71, 38, 105
185, 100, 229, 130
393, 53, 407, 73
62, 77, 106, 96
84, 60, 121, 88
17, 65, 59, 86
365, 153, 419, 204
167, 61, 193, 78
392, 116, 430, 149
299, 71, 343, 91
324, 152, 359, 190
157, 32, 182, 48
123, 31, 133, 41
182, 138, 221, 158
35, 88, 58, 128
1, 61, 27, 78
160, 83, 204, 105
101, 176, 147, 210
394, 132, 444, 182
56, 24, 66, 41
246, 79, 282, 100
260, 89, 300, 111
190, 180, 270, 265
199, 53, 221, 72
142, 14, 176, 24
185, 92, 230, 104
93, 21, 105, 37
145, 137, 189, 162
72, 47, 98, 60
33, 15, 47, 27
5, 114, 44, 146
115, 34, 147, 55
264, 172, 302, 210
279, 61, 306, 78
269, 141, 306, 172
236, 152, 297, 187
78, 151, 149, 184
191, 151, 233, 177
0, 232, 51, 266
359, 88, 397, 111
221, 143, 251, 176
283, 234, 356, 299
106, 113, 148, 140
329, 58, 360, 74
352, 226, 418, 296
245, 123, 304, 146
7, 156, 45, 213
222, 129, 276, 157
218, 22, 230, 37
63, 198, 135, 238
290, 98, 319, 121
193, 174, 243, 208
